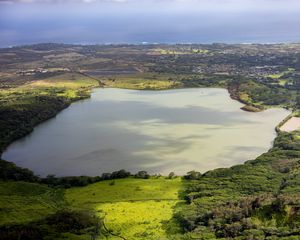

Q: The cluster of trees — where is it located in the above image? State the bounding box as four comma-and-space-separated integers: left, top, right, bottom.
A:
178, 131, 300, 238
0, 95, 70, 153
177, 195, 300, 239
183, 171, 202, 180
0, 159, 38, 182
0, 209, 103, 240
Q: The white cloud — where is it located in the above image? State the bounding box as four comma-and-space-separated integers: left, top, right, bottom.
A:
0, 0, 299, 12
0, 0, 297, 3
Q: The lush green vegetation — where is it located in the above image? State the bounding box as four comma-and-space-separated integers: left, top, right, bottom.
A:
105, 74, 182, 90
0, 209, 102, 240
177, 131, 300, 239
0, 181, 65, 225
1, 43, 300, 239
66, 177, 185, 239
0, 176, 185, 240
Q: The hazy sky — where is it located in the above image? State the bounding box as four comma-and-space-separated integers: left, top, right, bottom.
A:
0, 0, 300, 46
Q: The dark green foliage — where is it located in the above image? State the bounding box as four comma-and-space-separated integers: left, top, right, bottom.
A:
180, 131, 300, 238
135, 171, 150, 179
40, 175, 102, 188
0, 159, 38, 182
0, 209, 102, 240
101, 170, 131, 180
109, 180, 115, 186
101, 169, 131, 180
40, 170, 132, 187
110, 169, 131, 179
0, 95, 70, 153
0, 160, 136, 187
168, 172, 176, 179
183, 171, 201, 180
44, 210, 99, 233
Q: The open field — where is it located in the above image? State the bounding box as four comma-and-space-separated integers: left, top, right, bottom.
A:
66, 177, 185, 239
0, 181, 65, 225
104, 77, 181, 90
0, 177, 185, 239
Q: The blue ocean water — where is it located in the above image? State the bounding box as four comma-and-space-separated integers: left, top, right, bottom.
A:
0, 1, 300, 47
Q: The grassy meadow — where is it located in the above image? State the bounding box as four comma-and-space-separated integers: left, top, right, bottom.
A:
0, 177, 185, 239
0, 181, 65, 225
103, 73, 182, 90
66, 177, 185, 239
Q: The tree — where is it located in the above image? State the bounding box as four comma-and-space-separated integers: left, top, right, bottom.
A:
184, 171, 201, 180
135, 171, 150, 179
168, 172, 175, 179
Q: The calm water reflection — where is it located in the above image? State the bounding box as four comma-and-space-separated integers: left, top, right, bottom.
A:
2, 88, 290, 176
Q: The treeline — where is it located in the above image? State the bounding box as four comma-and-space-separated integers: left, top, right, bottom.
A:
0, 159, 38, 182
0, 95, 70, 153
41, 169, 132, 188
0, 159, 163, 187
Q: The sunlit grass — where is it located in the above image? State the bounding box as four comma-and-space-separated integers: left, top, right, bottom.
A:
0, 73, 99, 106
97, 200, 181, 240
105, 78, 180, 90
66, 177, 184, 239
267, 68, 295, 80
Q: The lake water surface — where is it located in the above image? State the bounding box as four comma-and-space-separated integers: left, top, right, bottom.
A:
2, 88, 290, 176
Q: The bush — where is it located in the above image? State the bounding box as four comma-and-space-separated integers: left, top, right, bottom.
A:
168, 172, 175, 179
184, 171, 201, 180
110, 169, 131, 179
135, 171, 150, 179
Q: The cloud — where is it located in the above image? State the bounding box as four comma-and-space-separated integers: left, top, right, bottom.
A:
0, 0, 298, 3
0, 0, 130, 3
1, 0, 299, 13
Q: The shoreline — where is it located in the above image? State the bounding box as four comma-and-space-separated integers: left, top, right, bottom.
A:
1, 83, 291, 177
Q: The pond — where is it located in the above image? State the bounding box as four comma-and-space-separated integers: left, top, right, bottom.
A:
2, 88, 290, 176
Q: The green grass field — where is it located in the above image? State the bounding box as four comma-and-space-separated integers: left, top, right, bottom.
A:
0, 72, 99, 104
66, 177, 185, 239
0, 181, 65, 225
103, 73, 182, 90
0, 178, 186, 239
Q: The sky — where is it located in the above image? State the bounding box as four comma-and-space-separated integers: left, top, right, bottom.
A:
0, 0, 300, 47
